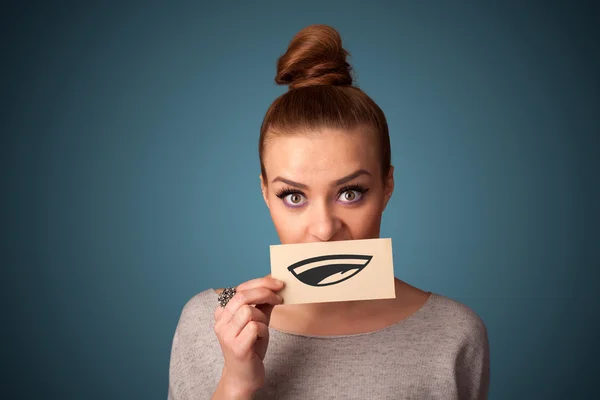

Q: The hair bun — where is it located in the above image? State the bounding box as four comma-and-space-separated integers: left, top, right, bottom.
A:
275, 24, 353, 90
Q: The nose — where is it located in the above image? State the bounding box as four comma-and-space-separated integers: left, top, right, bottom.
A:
307, 200, 342, 242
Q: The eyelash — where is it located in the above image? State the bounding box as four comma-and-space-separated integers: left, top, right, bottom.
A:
275, 184, 369, 205
339, 185, 370, 198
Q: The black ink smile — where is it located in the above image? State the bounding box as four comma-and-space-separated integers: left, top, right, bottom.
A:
287, 254, 373, 287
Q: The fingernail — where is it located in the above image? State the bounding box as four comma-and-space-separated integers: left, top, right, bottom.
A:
275, 279, 284, 286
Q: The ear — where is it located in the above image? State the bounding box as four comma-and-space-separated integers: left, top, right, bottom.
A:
260, 174, 270, 209
382, 165, 395, 211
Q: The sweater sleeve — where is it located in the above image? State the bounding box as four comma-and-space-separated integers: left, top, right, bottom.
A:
167, 298, 192, 400
167, 290, 223, 400
454, 312, 491, 400
167, 318, 184, 400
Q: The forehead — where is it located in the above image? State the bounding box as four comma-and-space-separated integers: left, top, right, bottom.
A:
263, 128, 379, 180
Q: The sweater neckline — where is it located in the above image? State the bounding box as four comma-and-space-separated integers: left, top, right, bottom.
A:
210, 289, 437, 339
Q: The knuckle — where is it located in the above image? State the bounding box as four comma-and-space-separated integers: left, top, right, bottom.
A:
247, 321, 259, 335
237, 305, 252, 323
234, 292, 247, 305
213, 322, 224, 336
259, 287, 271, 295
236, 282, 248, 292
254, 288, 269, 300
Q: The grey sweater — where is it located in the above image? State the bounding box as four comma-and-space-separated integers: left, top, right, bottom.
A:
168, 289, 490, 399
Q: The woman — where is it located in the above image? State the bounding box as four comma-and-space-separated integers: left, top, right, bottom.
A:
168, 24, 490, 400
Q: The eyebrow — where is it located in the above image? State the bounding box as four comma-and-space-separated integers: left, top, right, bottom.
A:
271, 169, 371, 189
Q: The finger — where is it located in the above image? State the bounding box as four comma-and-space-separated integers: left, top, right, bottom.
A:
214, 305, 224, 321
220, 287, 283, 325
236, 321, 269, 355
214, 277, 283, 324
226, 305, 269, 338
236, 276, 284, 293
215, 287, 281, 328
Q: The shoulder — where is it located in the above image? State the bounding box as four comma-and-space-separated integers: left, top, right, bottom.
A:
427, 293, 489, 345
425, 294, 490, 398
181, 288, 220, 315
396, 281, 488, 343
172, 289, 220, 342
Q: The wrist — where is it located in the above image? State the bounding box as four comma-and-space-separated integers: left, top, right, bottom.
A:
217, 372, 257, 400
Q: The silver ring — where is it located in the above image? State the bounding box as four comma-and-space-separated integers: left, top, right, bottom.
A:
218, 287, 236, 308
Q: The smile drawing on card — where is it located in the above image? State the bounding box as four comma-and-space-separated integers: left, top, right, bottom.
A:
287, 253, 373, 287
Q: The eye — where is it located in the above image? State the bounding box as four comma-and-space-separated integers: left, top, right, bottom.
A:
275, 188, 308, 208
284, 193, 307, 207
337, 185, 368, 204
339, 190, 360, 203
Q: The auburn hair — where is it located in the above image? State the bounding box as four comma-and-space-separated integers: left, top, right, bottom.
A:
259, 24, 391, 182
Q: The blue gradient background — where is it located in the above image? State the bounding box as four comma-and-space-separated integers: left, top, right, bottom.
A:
2, 1, 598, 399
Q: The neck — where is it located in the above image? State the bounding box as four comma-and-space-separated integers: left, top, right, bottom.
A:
282, 297, 375, 319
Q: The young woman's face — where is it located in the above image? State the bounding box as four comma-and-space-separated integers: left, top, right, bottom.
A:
261, 127, 394, 244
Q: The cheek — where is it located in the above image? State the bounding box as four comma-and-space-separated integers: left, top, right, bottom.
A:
342, 194, 385, 237
344, 209, 383, 239
268, 199, 304, 242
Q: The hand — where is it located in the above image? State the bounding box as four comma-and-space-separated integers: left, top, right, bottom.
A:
213, 276, 284, 398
